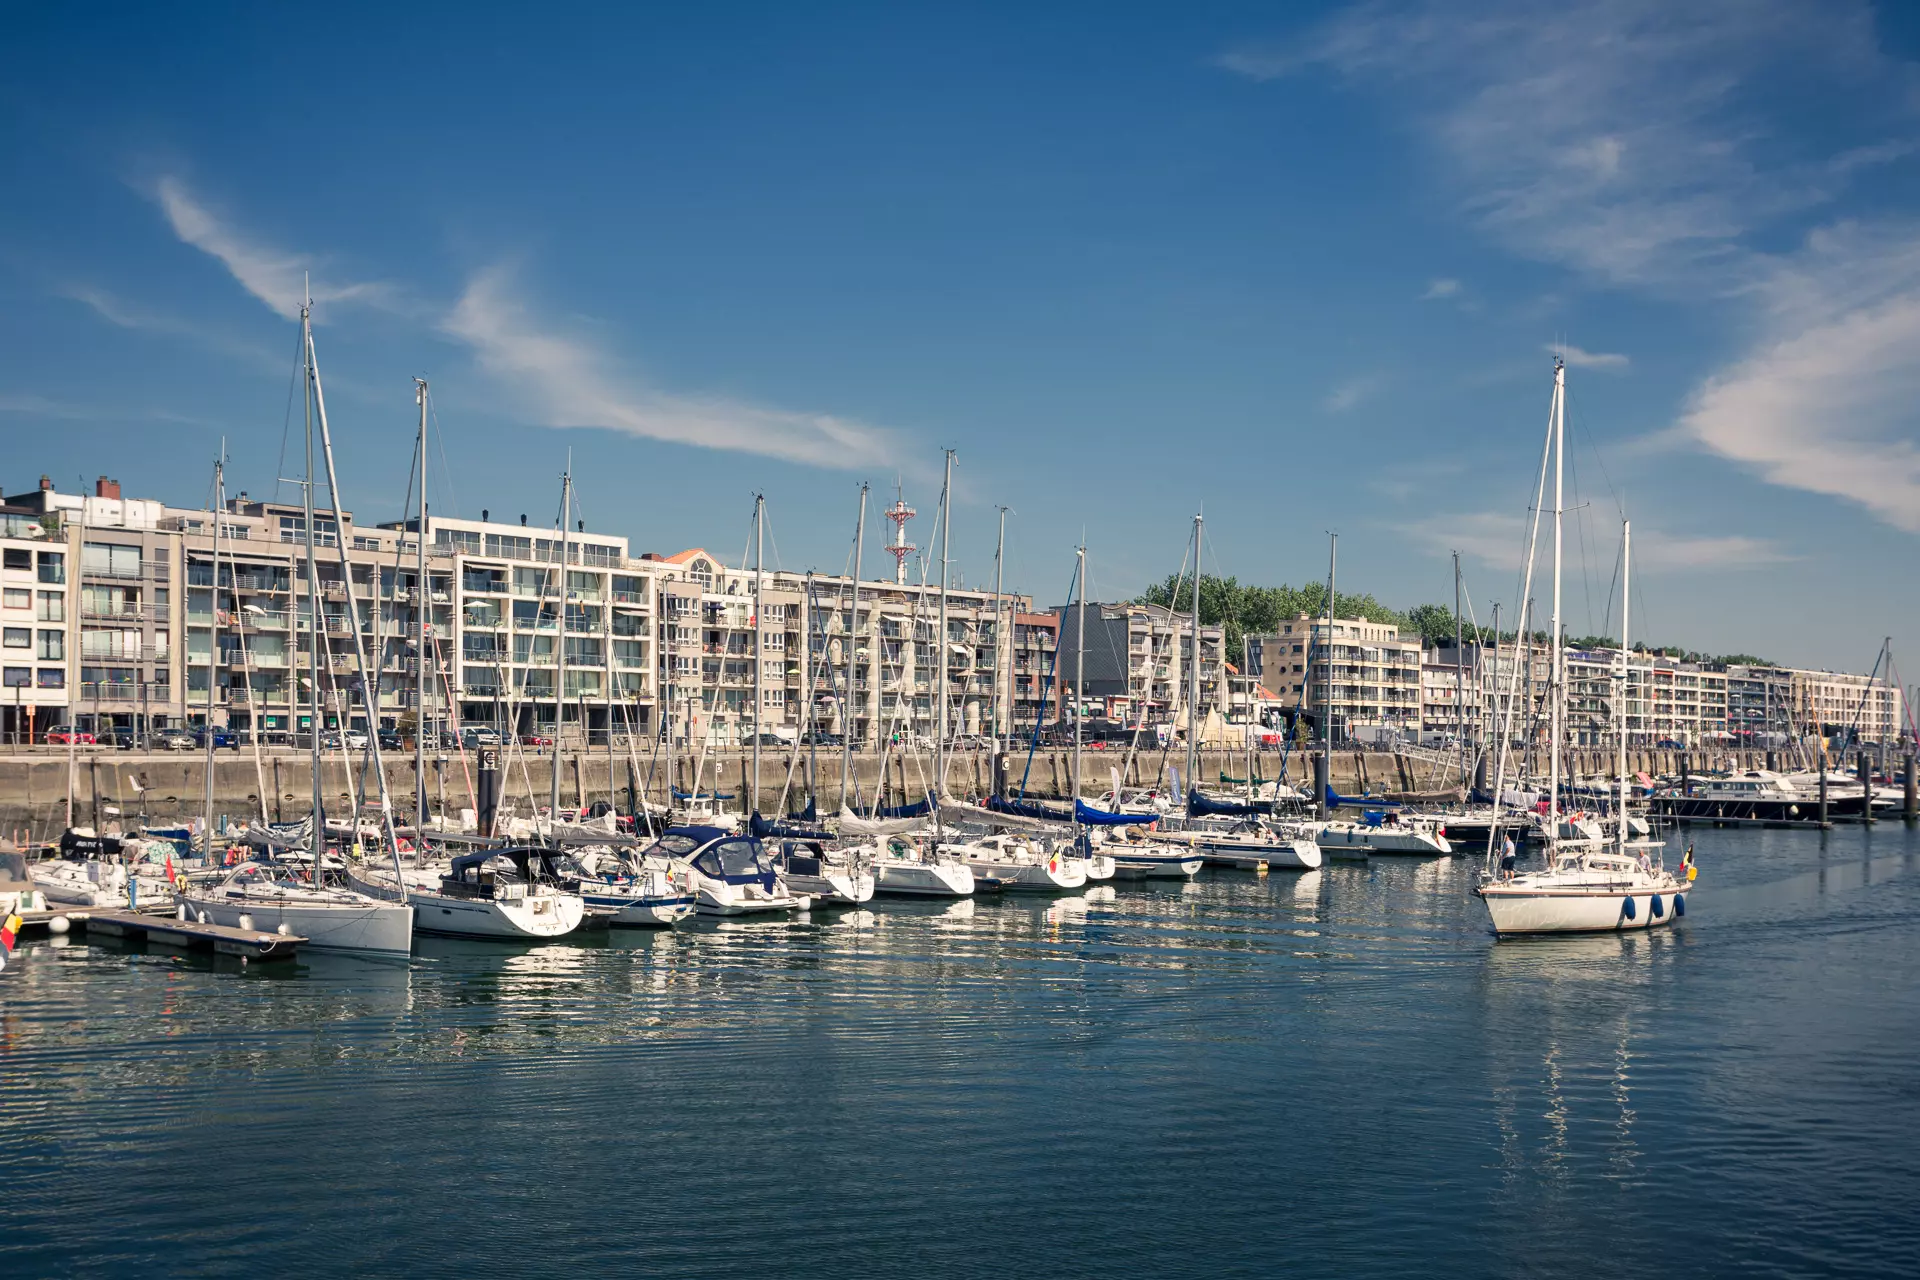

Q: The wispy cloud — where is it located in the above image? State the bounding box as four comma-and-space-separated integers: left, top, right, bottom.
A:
1549, 342, 1629, 370
1225, 1, 1920, 536
58, 283, 289, 374
1322, 372, 1384, 413
1400, 509, 1791, 572
1421, 277, 1461, 299
150, 176, 390, 320
0, 392, 96, 419
442, 266, 905, 470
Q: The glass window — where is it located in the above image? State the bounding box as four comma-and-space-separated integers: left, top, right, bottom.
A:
3, 547, 28, 570
3, 667, 28, 687
37, 629, 63, 660
2, 588, 26, 609
3, 627, 28, 648
38, 551, 65, 583
37, 668, 64, 688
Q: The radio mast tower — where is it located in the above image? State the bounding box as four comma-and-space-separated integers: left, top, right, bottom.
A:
883, 482, 916, 584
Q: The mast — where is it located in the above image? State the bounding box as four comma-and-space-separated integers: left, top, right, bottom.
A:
752, 493, 765, 815
840, 484, 867, 809
1548, 358, 1566, 845
1454, 550, 1465, 786
992, 506, 1007, 748
935, 450, 954, 804
1320, 531, 1335, 820
805, 571, 816, 812
203, 450, 223, 860
604, 548, 617, 819
306, 316, 407, 892
1073, 543, 1086, 836
414, 378, 429, 833
550, 465, 571, 826
302, 302, 323, 861
1618, 518, 1631, 858
1186, 513, 1203, 800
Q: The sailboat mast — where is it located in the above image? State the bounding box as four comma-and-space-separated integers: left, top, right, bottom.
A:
935, 450, 954, 802
1073, 544, 1086, 834
991, 507, 1008, 750
752, 493, 765, 815
414, 378, 429, 833
1618, 519, 1631, 858
1454, 550, 1465, 785
1548, 358, 1565, 842
1320, 531, 1335, 820
302, 303, 323, 858
841, 484, 866, 809
551, 466, 571, 824
203, 451, 223, 860
1186, 513, 1202, 799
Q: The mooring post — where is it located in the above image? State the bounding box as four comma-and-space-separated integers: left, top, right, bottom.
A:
1904, 750, 1916, 823
1860, 751, 1875, 825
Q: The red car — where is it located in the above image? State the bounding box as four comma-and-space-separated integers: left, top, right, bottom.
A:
519, 733, 554, 747
44, 727, 95, 746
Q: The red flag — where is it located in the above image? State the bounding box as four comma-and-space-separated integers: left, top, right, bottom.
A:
164, 853, 177, 883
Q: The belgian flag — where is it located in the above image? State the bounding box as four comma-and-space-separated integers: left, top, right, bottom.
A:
0, 911, 21, 972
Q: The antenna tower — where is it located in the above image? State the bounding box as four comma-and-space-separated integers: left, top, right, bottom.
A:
884, 481, 916, 584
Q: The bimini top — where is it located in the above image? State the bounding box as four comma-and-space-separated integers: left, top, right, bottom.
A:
447, 846, 561, 880
643, 825, 739, 857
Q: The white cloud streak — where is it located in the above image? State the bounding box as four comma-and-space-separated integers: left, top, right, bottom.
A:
1224, 1, 1920, 536
1421, 277, 1461, 299
441, 267, 904, 471
58, 283, 289, 374
1549, 342, 1630, 370
152, 176, 390, 319
1322, 372, 1384, 413
1399, 510, 1791, 573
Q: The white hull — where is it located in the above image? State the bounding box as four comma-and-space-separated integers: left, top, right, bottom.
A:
1169, 832, 1323, 870
695, 885, 811, 916
963, 858, 1087, 891
1316, 825, 1451, 856
873, 858, 975, 897
182, 889, 415, 956
1480, 884, 1690, 935
1081, 855, 1115, 883
32, 863, 175, 909
410, 889, 585, 939
580, 889, 695, 927
780, 868, 876, 905
1111, 851, 1205, 879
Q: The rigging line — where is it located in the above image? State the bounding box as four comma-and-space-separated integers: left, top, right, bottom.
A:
1565, 380, 1624, 519
272, 322, 304, 505
424, 389, 461, 520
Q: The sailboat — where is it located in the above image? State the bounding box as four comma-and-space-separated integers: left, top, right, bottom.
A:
178, 298, 414, 956
1475, 364, 1696, 936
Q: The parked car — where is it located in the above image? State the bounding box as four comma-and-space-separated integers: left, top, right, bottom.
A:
44, 727, 94, 746
461, 727, 504, 748
519, 732, 554, 748
377, 730, 404, 752
745, 732, 788, 747
101, 729, 140, 750
154, 729, 196, 751
193, 728, 238, 750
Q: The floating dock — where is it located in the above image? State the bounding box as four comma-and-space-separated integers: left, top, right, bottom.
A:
77, 909, 305, 960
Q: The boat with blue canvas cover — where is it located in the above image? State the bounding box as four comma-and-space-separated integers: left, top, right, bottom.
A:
654, 826, 811, 916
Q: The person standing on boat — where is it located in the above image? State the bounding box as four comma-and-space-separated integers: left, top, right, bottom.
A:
1500, 833, 1516, 879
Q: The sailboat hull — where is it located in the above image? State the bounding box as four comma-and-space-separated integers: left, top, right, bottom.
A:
1479, 884, 1688, 935
182, 891, 415, 956
873, 859, 975, 897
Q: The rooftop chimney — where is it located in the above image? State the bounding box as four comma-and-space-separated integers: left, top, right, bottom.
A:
39, 475, 52, 491
96, 477, 121, 500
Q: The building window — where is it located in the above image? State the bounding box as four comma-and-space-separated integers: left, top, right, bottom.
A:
3, 667, 28, 688
3, 627, 28, 649
38, 551, 65, 584
2, 588, 26, 610
2, 548, 29, 571
82, 542, 141, 577
37, 629, 63, 660
38, 668, 64, 688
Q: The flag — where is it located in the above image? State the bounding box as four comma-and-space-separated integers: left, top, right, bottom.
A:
164, 853, 177, 883
1, 911, 21, 959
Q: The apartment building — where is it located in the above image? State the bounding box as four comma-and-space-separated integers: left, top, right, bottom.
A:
1049, 602, 1226, 729
1257, 615, 1421, 744
0, 496, 71, 741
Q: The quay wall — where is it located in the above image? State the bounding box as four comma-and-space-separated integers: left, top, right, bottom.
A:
0, 747, 1789, 844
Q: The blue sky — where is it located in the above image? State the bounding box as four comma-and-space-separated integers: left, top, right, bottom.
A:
4, 1, 1919, 672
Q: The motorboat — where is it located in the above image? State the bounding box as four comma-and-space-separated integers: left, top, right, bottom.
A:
869, 834, 976, 898
1477, 846, 1695, 935
1093, 787, 1173, 817
949, 832, 1086, 891
1097, 825, 1203, 879
767, 838, 876, 906
561, 845, 696, 927
1315, 812, 1451, 856
1651, 770, 1868, 823
655, 826, 811, 916
32, 830, 176, 909
178, 860, 415, 956
404, 847, 586, 940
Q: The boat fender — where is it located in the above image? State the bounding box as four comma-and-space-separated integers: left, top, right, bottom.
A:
1673, 894, 1685, 918
1650, 894, 1664, 919
177, 903, 190, 921
1621, 895, 1637, 921
49, 915, 70, 935
276, 923, 291, 935
237, 913, 254, 931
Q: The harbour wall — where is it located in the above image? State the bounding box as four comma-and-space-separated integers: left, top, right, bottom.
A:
0, 747, 1797, 843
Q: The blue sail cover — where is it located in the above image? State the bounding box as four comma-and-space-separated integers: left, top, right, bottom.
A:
1324, 785, 1402, 810
988, 795, 1074, 822
1075, 799, 1153, 827
1187, 790, 1272, 818
672, 788, 736, 801
749, 812, 835, 842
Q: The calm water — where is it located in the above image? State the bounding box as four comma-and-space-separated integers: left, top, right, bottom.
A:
3, 824, 1917, 1278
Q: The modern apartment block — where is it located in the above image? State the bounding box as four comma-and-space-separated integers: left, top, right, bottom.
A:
1256, 615, 1422, 744
1048, 602, 1226, 729
0, 491, 71, 740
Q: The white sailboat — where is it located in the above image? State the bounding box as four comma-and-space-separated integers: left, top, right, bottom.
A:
868, 832, 977, 896
177, 298, 413, 955
1315, 813, 1451, 856
1474, 365, 1696, 936
950, 832, 1087, 891
403, 846, 587, 939
563, 845, 696, 927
